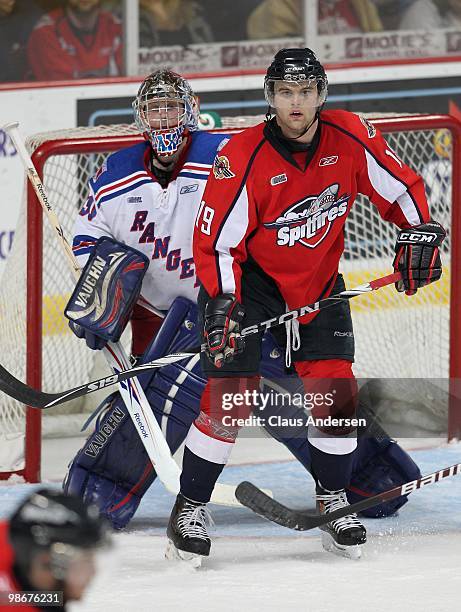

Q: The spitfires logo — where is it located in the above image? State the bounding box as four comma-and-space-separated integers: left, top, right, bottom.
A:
264, 184, 350, 249
213, 155, 235, 179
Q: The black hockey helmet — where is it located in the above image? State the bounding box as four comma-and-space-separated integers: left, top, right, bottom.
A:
264, 48, 328, 108
9, 488, 110, 551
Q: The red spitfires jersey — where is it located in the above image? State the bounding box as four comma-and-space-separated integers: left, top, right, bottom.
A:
0, 522, 36, 612
193, 110, 430, 322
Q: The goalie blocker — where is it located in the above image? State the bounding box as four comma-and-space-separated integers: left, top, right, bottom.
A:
63, 297, 420, 529
65, 236, 149, 350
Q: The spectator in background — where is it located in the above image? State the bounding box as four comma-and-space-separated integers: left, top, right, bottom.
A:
247, 0, 383, 39
373, 0, 414, 31
0, 488, 110, 611
27, 0, 123, 81
197, 0, 261, 41
138, 0, 213, 47
0, 0, 43, 82
400, 0, 461, 28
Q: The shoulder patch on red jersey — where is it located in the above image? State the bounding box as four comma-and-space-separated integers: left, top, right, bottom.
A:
213, 155, 235, 179
359, 115, 377, 139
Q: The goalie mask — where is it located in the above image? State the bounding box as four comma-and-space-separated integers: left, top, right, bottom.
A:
264, 48, 328, 110
133, 70, 199, 157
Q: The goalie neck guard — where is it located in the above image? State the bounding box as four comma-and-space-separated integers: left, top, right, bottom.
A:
264, 48, 328, 110
133, 69, 199, 157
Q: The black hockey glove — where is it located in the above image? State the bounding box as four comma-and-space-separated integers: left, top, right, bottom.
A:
204, 294, 245, 368
393, 221, 446, 296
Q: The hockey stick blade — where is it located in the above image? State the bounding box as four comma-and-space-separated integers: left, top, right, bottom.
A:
0, 352, 195, 409
235, 462, 461, 531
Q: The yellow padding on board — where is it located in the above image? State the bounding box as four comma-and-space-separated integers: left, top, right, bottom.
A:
42, 294, 71, 335
343, 269, 450, 313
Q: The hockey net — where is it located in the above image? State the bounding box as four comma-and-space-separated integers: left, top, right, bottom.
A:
0, 114, 460, 481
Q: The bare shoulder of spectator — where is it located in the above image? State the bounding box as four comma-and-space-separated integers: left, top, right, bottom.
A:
246, 0, 302, 39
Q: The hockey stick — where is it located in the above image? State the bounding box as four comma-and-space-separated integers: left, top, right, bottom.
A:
0, 271, 400, 409
235, 462, 461, 531
2, 121, 240, 507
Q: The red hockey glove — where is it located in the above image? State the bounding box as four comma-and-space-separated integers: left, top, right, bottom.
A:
204, 294, 245, 367
393, 221, 446, 296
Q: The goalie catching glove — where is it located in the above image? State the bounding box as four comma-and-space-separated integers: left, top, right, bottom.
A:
393, 221, 446, 296
204, 294, 245, 367
65, 237, 149, 350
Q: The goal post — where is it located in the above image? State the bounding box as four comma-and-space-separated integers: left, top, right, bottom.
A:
1, 113, 460, 483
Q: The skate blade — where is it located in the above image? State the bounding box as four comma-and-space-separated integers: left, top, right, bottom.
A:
321, 532, 363, 560
165, 539, 203, 568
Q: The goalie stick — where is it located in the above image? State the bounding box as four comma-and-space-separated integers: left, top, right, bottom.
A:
235, 462, 461, 531
0, 271, 400, 409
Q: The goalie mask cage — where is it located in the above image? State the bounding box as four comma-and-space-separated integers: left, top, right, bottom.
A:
0, 114, 460, 482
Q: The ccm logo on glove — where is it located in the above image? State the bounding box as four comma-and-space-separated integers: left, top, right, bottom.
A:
397, 231, 439, 244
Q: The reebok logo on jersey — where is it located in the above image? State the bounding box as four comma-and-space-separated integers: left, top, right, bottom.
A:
264, 183, 350, 249
319, 156, 338, 167
180, 183, 199, 194
213, 155, 235, 179
270, 173, 288, 186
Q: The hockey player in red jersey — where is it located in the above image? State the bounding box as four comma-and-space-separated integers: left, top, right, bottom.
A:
27, 0, 122, 81
166, 48, 446, 564
0, 489, 109, 611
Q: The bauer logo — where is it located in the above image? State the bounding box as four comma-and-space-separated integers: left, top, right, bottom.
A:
264, 183, 350, 249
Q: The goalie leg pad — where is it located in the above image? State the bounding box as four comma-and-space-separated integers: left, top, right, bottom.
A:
64, 297, 205, 529
259, 333, 420, 517
347, 437, 421, 517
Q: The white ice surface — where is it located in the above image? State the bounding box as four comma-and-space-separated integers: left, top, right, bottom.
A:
0, 437, 460, 612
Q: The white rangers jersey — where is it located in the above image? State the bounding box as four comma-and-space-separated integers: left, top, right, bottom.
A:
73, 131, 228, 312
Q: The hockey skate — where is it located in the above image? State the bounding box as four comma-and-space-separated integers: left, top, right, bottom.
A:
166, 493, 212, 568
316, 485, 366, 560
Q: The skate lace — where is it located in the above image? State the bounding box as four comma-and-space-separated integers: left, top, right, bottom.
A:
177, 503, 214, 541
317, 490, 363, 533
